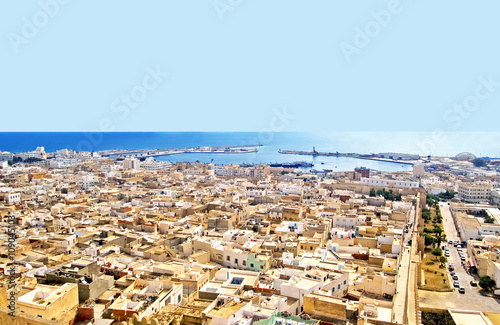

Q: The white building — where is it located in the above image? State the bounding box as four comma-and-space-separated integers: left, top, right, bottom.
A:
280, 275, 323, 314
19, 147, 46, 161
0, 151, 13, 161
49, 158, 78, 168
6, 192, 21, 204
331, 215, 364, 230
79, 175, 97, 189
361, 177, 419, 189
222, 247, 248, 270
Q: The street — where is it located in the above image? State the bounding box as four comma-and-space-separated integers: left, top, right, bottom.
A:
419, 202, 500, 312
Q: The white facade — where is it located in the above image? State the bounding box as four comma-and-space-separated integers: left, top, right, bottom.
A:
79, 175, 97, 189
49, 158, 78, 168
19, 147, 46, 161
6, 192, 21, 204
361, 177, 419, 188
0, 151, 13, 161
332, 215, 361, 230
222, 247, 248, 270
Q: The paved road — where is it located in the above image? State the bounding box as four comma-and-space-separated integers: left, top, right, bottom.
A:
419, 202, 500, 312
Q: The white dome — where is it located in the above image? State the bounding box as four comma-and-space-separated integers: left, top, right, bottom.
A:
483, 235, 497, 244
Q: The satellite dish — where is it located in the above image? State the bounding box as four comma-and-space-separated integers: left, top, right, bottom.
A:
26, 263, 33, 269
121, 294, 127, 299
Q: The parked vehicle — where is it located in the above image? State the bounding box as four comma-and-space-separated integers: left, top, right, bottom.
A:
452, 275, 459, 280
453, 281, 460, 287
459, 286, 465, 294
470, 281, 478, 287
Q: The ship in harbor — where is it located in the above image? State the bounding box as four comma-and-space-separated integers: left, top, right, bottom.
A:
269, 161, 314, 168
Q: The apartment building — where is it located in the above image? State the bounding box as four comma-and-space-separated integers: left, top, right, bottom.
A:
457, 182, 492, 202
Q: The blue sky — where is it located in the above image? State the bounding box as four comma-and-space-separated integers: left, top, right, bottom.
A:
1, 0, 500, 132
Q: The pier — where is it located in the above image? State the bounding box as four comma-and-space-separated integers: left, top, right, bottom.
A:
278, 149, 417, 165
99, 144, 261, 159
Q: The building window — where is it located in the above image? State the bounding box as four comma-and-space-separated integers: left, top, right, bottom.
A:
243, 260, 246, 266
344, 280, 346, 285
235, 258, 238, 264
250, 263, 254, 268
260, 265, 264, 269
227, 256, 230, 261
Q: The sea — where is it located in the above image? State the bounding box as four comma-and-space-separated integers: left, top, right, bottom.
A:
0, 132, 498, 172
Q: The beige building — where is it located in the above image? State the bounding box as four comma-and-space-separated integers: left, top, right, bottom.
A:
17, 283, 78, 321
457, 182, 492, 202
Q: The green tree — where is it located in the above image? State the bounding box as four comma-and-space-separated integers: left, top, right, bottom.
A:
431, 248, 443, 260
422, 209, 431, 222
479, 276, 496, 291
423, 233, 435, 248
24, 157, 43, 163
433, 226, 443, 236
435, 235, 442, 248
369, 188, 376, 197
439, 256, 447, 266
472, 158, 487, 167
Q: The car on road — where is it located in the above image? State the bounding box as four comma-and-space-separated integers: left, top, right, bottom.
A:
452, 275, 459, 280
448, 240, 453, 244
459, 286, 465, 294
449, 263, 455, 267
453, 281, 460, 287
445, 252, 450, 257
448, 266, 454, 271
470, 281, 478, 287
450, 271, 455, 276
460, 256, 466, 261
